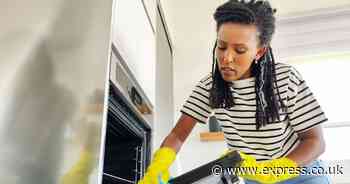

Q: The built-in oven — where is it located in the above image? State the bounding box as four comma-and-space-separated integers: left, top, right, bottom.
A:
100, 44, 153, 184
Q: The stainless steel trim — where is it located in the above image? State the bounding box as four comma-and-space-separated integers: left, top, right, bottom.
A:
109, 43, 154, 127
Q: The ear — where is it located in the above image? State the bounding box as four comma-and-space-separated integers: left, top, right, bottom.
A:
255, 47, 267, 60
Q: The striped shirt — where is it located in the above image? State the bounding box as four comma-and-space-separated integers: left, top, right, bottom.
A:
180, 63, 328, 161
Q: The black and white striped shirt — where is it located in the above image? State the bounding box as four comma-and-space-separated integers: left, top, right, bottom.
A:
180, 63, 328, 161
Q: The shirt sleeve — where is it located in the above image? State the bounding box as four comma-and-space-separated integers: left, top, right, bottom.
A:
286, 66, 328, 133
180, 74, 213, 124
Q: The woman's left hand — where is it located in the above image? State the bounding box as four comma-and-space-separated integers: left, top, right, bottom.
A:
237, 152, 300, 184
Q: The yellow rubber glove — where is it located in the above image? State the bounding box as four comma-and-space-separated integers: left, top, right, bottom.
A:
237, 152, 300, 184
60, 150, 94, 184
138, 147, 176, 184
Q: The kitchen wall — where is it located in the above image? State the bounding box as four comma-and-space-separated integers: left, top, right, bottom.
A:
285, 52, 350, 184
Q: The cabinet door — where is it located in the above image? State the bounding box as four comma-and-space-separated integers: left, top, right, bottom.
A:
112, 0, 156, 105
154, 4, 174, 150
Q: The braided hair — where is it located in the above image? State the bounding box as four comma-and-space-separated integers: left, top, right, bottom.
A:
210, 0, 287, 129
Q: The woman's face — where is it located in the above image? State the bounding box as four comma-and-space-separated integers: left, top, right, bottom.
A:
216, 22, 266, 81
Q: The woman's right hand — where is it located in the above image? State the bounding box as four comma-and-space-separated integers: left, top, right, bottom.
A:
139, 114, 196, 184
138, 147, 176, 184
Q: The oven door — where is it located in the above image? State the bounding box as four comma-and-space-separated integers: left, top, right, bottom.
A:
101, 83, 151, 184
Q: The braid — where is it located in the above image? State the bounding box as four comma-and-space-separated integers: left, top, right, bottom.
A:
211, 0, 285, 129
253, 47, 287, 129
209, 41, 235, 108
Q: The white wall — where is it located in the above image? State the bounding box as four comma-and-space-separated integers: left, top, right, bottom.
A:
172, 46, 228, 174
285, 53, 350, 124
285, 53, 350, 183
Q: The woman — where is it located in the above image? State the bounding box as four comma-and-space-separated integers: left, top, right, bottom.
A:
139, 0, 330, 183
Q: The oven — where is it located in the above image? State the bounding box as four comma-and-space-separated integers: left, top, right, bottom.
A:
100, 44, 153, 184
